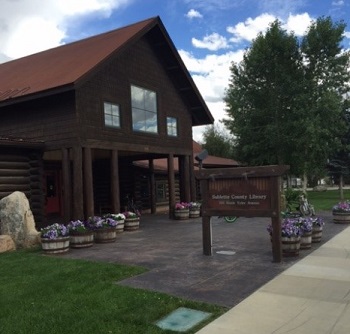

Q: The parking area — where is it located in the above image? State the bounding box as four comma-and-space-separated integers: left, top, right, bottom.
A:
65, 211, 347, 307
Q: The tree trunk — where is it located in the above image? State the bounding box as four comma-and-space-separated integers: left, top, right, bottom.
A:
339, 174, 344, 201
302, 172, 308, 193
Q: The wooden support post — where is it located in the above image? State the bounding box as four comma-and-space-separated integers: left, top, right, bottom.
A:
168, 153, 175, 219
149, 159, 156, 214
202, 216, 212, 255
189, 152, 196, 201
83, 147, 94, 219
61, 148, 71, 221
183, 155, 191, 203
271, 175, 282, 262
73, 146, 84, 219
111, 150, 120, 214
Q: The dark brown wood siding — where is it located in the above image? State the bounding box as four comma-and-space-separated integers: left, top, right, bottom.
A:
76, 35, 193, 155
0, 92, 78, 149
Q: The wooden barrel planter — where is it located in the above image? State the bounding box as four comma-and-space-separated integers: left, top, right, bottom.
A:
70, 231, 94, 248
281, 236, 300, 257
174, 209, 190, 220
312, 226, 323, 243
300, 232, 312, 249
124, 218, 140, 231
115, 220, 125, 233
94, 228, 117, 243
189, 209, 200, 218
333, 212, 350, 224
41, 236, 70, 254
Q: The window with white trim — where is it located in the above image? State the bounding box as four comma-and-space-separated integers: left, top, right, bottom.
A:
104, 102, 120, 128
167, 117, 178, 137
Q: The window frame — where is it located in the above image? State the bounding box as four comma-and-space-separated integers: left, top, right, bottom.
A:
166, 116, 178, 137
131, 85, 158, 134
104, 101, 121, 128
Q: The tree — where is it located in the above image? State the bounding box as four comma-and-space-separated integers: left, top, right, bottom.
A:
201, 123, 236, 159
223, 17, 350, 189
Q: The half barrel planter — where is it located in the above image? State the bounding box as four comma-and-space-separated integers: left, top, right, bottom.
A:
300, 231, 312, 249
41, 236, 70, 254
115, 220, 125, 233
333, 211, 350, 224
124, 217, 140, 231
312, 226, 323, 243
70, 231, 94, 248
174, 209, 190, 220
189, 208, 201, 218
281, 236, 301, 257
94, 228, 117, 243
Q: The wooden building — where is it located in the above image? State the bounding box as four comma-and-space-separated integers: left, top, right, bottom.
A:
0, 17, 214, 226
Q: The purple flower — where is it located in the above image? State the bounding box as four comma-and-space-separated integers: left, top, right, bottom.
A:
41, 223, 69, 239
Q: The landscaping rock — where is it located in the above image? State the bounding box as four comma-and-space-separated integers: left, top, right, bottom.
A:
0, 191, 40, 248
0, 235, 16, 253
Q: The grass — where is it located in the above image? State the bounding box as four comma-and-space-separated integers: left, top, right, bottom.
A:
0, 248, 226, 334
306, 188, 350, 211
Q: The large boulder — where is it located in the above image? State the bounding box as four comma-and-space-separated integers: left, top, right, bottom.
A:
0, 191, 41, 248
0, 235, 16, 253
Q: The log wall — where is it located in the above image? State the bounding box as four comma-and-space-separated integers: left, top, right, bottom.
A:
0, 148, 44, 227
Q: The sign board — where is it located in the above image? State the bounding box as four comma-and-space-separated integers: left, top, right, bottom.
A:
196, 165, 289, 262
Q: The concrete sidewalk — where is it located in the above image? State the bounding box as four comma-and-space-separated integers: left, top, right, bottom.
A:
196, 226, 350, 334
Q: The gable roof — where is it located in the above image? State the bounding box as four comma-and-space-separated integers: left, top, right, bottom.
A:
0, 16, 213, 126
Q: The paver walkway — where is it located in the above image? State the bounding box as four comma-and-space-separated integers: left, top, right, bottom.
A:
65, 211, 346, 308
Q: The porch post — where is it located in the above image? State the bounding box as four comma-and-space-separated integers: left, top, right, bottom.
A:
83, 147, 94, 219
149, 159, 156, 214
72, 146, 84, 219
179, 155, 190, 203
167, 153, 175, 219
189, 152, 196, 201
61, 148, 71, 221
111, 149, 120, 213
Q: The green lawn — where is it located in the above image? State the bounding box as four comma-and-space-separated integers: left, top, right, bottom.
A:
307, 188, 350, 211
0, 248, 226, 334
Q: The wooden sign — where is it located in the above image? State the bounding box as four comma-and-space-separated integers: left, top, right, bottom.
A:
196, 165, 289, 262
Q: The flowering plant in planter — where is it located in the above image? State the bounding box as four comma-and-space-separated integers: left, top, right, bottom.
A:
123, 211, 139, 219
267, 218, 301, 238
87, 216, 117, 229
189, 202, 201, 210
67, 220, 89, 233
311, 216, 325, 227
295, 217, 313, 234
41, 223, 69, 239
104, 213, 126, 221
175, 202, 190, 210
332, 201, 350, 213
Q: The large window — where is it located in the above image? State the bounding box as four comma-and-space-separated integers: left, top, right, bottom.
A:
131, 85, 158, 133
167, 117, 178, 137
104, 102, 120, 128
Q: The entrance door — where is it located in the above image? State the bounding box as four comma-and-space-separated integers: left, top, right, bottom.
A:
45, 170, 61, 215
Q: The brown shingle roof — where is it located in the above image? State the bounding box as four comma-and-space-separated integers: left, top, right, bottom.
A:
0, 16, 213, 125
0, 17, 156, 102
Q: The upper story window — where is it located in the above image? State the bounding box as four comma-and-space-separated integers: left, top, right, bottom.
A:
104, 102, 120, 128
131, 85, 158, 133
167, 117, 178, 137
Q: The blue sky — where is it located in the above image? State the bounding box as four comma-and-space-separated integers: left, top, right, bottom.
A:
0, 0, 349, 141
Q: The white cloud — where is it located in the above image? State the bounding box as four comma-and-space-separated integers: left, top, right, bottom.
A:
185, 9, 203, 19
227, 13, 276, 43
0, 0, 132, 60
192, 33, 229, 51
332, 0, 344, 6
284, 13, 313, 36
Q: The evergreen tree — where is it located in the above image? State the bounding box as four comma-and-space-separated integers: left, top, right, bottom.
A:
223, 17, 350, 186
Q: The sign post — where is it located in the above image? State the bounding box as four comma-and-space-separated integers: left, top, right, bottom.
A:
196, 165, 289, 262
